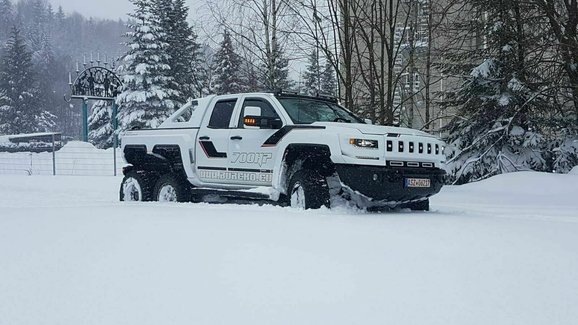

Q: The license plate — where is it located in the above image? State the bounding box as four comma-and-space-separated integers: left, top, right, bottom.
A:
405, 178, 431, 188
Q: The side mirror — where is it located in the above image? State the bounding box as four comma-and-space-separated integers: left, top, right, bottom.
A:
243, 106, 261, 129
244, 116, 282, 129
364, 118, 373, 125
244, 106, 261, 118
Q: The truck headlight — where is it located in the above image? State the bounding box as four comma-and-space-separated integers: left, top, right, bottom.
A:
349, 138, 379, 149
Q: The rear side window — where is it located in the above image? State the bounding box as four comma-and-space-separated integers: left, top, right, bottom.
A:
208, 99, 237, 129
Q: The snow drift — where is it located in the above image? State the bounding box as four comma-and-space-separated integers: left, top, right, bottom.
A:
0, 171, 577, 325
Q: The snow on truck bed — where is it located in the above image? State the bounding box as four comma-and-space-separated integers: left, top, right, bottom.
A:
0, 171, 577, 325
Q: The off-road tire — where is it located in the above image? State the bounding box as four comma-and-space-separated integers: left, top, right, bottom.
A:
153, 173, 191, 202
120, 170, 154, 201
288, 169, 330, 209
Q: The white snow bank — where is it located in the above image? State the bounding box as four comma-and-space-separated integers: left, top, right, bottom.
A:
0, 172, 577, 325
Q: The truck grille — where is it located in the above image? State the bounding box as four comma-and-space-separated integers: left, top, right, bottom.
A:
386, 139, 442, 156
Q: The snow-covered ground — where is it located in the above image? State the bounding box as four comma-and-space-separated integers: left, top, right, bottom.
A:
1, 172, 577, 325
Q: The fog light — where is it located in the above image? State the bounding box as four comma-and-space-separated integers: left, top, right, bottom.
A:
373, 173, 378, 181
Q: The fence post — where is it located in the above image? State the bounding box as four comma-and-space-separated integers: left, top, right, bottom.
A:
112, 102, 118, 176
52, 133, 56, 176
82, 99, 89, 142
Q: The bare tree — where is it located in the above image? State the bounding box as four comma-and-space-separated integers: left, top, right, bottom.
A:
207, 0, 296, 90
534, 0, 578, 122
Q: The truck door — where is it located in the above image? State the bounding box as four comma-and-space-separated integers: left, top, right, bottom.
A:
226, 97, 285, 186
195, 97, 238, 184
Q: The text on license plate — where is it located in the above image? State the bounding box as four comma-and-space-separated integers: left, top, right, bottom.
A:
405, 178, 431, 188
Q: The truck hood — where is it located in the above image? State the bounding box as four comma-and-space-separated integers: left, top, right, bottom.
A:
312, 122, 435, 138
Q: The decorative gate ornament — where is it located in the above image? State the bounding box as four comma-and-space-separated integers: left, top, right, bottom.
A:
64, 54, 123, 148
71, 66, 122, 99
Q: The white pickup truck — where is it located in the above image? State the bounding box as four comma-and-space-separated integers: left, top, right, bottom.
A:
120, 91, 446, 210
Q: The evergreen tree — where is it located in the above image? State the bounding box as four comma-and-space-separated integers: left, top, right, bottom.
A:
261, 40, 293, 91
441, 0, 550, 184
0, 27, 53, 134
151, 0, 203, 102
212, 30, 243, 95
116, 0, 178, 132
55, 5, 65, 26
243, 63, 260, 92
269, 43, 293, 90
302, 49, 320, 95
0, 89, 9, 131
320, 61, 337, 97
172, 0, 204, 99
88, 100, 114, 148
0, 0, 13, 41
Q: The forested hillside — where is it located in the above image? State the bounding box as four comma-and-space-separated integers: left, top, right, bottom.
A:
0, 0, 127, 137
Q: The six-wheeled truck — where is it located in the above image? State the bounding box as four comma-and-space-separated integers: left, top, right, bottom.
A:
120, 92, 446, 210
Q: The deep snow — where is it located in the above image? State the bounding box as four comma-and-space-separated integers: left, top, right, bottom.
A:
0, 172, 577, 325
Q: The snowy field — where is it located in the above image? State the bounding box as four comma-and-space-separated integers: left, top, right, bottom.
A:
1, 171, 577, 325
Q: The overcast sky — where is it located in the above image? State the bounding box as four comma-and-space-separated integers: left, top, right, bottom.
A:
49, 0, 204, 21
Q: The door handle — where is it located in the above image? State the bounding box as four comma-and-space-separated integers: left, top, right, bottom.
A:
199, 136, 210, 140
230, 136, 243, 140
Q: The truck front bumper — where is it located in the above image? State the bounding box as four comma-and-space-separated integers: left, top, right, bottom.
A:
334, 164, 446, 202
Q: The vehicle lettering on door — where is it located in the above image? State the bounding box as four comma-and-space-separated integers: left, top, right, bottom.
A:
231, 152, 273, 167
199, 170, 272, 183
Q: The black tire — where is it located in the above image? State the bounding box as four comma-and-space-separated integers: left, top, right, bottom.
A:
288, 169, 330, 209
120, 170, 154, 201
153, 173, 191, 202
406, 199, 430, 211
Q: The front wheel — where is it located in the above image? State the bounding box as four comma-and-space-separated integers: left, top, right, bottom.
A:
120, 170, 153, 201
153, 173, 191, 202
288, 169, 330, 209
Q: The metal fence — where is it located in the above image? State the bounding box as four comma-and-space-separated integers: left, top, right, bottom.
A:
0, 142, 124, 176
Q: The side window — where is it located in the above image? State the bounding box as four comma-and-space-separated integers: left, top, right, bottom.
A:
208, 99, 237, 129
238, 99, 280, 128
173, 101, 197, 122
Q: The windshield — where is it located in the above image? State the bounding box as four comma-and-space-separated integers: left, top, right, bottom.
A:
278, 97, 364, 124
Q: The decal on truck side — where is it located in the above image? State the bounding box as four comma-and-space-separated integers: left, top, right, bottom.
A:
198, 168, 273, 183
262, 125, 326, 147
231, 152, 273, 167
199, 141, 227, 158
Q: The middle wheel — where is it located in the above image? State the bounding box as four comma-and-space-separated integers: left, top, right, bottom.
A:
153, 173, 191, 202
288, 169, 330, 209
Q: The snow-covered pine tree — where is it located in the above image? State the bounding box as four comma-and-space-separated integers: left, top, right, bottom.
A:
441, 0, 550, 184
151, 0, 180, 104
0, 27, 52, 134
320, 61, 337, 97
34, 34, 58, 129
212, 30, 243, 95
0, 89, 8, 132
88, 100, 114, 148
262, 40, 293, 91
152, 0, 206, 101
0, 0, 13, 42
243, 63, 261, 92
272, 44, 293, 91
116, 0, 178, 132
302, 49, 320, 96
172, 0, 205, 100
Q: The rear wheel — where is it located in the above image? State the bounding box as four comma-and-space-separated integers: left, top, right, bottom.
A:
153, 173, 191, 202
120, 170, 153, 201
288, 169, 330, 209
